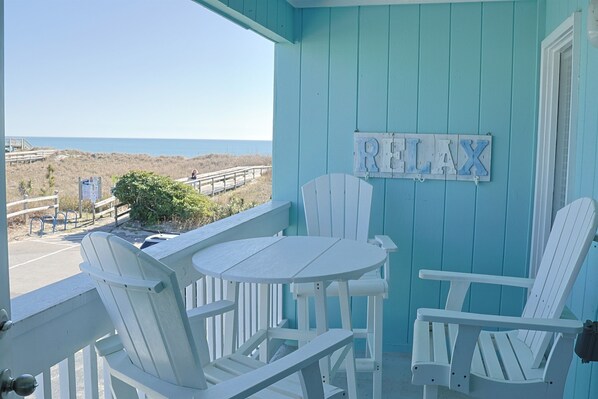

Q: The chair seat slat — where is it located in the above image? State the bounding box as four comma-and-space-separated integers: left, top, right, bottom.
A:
432, 322, 449, 364
471, 343, 486, 377
478, 333, 504, 380
412, 320, 432, 363
507, 331, 544, 381
494, 333, 525, 381
205, 359, 300, 399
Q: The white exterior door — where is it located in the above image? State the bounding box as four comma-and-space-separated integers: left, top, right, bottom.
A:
530, 13, 581, 276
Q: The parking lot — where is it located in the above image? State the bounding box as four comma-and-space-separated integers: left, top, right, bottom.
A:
8, 222, 149, 298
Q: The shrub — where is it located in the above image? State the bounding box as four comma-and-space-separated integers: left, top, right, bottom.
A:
214, 197, 257, 219
113, 170, 215, 225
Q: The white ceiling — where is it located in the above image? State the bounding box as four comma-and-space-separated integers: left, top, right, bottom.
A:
287, 0, 507, 7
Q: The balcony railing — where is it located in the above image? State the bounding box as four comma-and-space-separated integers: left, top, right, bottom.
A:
8, 201, 291, 398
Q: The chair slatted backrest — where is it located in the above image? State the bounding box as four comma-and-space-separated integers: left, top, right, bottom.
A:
302, 174, 372, 242
80, 232, 207, 389
518, 198, 598, 367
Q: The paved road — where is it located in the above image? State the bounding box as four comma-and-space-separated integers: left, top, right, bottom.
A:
8, 222, 150, 298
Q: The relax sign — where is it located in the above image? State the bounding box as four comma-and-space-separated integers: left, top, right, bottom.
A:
354, 132, 492, 182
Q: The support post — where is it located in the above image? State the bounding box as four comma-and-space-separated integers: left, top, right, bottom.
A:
78, 177, 83, 218
23, 194, 28, 225
54, 190, 59, 218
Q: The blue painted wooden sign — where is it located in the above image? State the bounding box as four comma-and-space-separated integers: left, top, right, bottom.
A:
354, 132, 492, 182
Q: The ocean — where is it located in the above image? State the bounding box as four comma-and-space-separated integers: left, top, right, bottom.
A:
20, 136, 272, 157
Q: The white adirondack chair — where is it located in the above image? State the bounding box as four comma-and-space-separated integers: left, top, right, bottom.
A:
411, 197, 598, 399
291, 173, 397, 399
80, 232, 353, 399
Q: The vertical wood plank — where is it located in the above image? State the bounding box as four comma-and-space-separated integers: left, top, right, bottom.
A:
385, 4, 420, 351
59, 355, 76, 399
243, 0, 257, 21
255, 0, 268, 26
37, 371, 52, 399
358, 6, 388, 238
356, 178, 373, 242
442, 2, 482, 312
315, 175, 333, 236
501, 0, 538, 317
344, 175, 360, 240
302, 179, 321, 236
227, 0, 243, 14
297, 8, 330, 237
278, 0, 295, 44
356, 5, 390, 329
470, 2, 514, 315
328, 7, 358, 173
267, 0, 279, 33
83, 345, 99, 399
272, 36, 301, 239
409, 3, 450, 333
329, 174, 346, 238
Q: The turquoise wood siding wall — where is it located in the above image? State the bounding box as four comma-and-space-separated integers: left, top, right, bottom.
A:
273, 2, 541, 352
546, 0, 598, 397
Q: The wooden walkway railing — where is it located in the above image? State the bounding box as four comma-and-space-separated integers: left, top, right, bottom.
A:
5, 149, 56, 164
7, 193, 59, 221
180, 165, 271, 196
5, 137, 33, 151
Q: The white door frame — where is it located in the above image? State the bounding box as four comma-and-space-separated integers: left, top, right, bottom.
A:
530, 13, 581, 277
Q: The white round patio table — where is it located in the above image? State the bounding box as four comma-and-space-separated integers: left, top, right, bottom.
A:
191, 235, 387, 399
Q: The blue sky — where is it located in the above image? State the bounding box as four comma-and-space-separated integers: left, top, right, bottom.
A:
5, 0, 275, 140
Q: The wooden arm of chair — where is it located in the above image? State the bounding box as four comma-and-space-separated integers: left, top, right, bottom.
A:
369, 235, 397, 281
202, 329, 353, 399
416, 308, 583, 394
417, 308, 583, 335
187, 300, 237, 364
419, 269, 534, 311
419, 269, 534, 288
371, 235, 398, 252
187, 300, 236, 320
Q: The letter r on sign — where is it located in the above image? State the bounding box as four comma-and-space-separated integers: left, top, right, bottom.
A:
357, 138, 380, 173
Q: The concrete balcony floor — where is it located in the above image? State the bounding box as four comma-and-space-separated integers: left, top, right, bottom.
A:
332, 352, 467, 399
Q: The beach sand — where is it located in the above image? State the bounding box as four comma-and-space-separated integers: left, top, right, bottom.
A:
5, 150, 271, 202
5, 150, 272, 239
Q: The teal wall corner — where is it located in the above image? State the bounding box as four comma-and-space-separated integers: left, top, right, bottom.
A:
273, 2, 538, 351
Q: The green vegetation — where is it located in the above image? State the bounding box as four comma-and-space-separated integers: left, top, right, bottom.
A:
40, 164, 55, 196
113, 170, 215, 225
214, 197, 257, 219
17, 179, 32, 197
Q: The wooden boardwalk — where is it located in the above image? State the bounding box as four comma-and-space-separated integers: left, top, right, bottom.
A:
178, 165, 271, 196
5, 149, 56, 164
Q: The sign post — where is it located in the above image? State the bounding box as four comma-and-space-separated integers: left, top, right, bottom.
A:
78, 177, 102, 217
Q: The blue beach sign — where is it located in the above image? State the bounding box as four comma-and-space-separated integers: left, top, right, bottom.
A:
354, 132, 492, 182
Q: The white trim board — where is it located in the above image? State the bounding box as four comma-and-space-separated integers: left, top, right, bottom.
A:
530, 13, 581, 277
